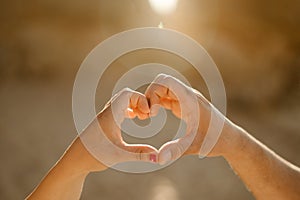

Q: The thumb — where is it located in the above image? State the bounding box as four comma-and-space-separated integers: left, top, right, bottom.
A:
158, 137, 191, 165
121, 144, 158, 163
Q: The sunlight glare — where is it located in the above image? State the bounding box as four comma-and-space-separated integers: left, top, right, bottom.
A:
149, 0, 178, 15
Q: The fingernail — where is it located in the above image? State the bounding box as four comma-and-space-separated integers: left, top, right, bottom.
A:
150, 154, 157, 163
159, 151, 172, 165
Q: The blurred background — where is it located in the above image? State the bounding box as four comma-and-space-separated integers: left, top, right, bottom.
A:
1, 0, 300, 199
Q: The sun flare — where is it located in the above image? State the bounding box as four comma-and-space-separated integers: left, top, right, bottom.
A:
149, 0, 178, 15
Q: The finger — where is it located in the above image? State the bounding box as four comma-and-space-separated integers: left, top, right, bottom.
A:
111, 88, 135, 120
113, 88, 150, 121
152, 74, 189, 101
137, 94, 150, 114
150, 104, 161, 117
160, 98, 172, 110
171, 100, 181, 118
131, 94, 150, 120
130, 92, 140, 108
145, 85, 161, 117
129, 91, 150, 119
133, 107, 149, 120
158, 136, 192, 165
125, 108, 136, 119
154, 74, 199, 121
137, 112, 149, 120
158, 140, 181, 165
121, 144, 158, 163
168, 89, 178, 101
146, 83, 169, 100
146, 74, 192, 118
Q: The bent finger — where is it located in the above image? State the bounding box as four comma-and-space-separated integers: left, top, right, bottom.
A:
136, 94, 150, 114
158, 136, 192, 165
121, 144, 158, 163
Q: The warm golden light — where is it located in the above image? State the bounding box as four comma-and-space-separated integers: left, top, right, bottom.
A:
158, 21, 164, 28
149, 0, 178, 15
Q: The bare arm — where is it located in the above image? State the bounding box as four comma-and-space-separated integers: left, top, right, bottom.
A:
26, 138, 106, 200
26, 89, 157, 200
222, 122, 300, 200
145, 73, 300, 200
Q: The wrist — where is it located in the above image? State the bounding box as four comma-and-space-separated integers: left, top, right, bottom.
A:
61, 137, 107, 175
217, 120, 246, 159
206, 118, 245, 158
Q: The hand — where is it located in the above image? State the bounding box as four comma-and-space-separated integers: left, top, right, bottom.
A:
145, 74, 231, 164
26, 88, 159, 199
80, 88, 158, 171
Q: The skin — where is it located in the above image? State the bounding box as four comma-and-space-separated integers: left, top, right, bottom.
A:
26, 74, 300, 200
145, 74, 300, 200
26, 88, 158, 200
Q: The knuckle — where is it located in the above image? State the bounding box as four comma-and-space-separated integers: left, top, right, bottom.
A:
135, 148, 143, 160
118, 88, 136, 100
154, 73, 168, 83
120, 87, 132, 94
164, 75, 173, 82
157, 73, 167, 79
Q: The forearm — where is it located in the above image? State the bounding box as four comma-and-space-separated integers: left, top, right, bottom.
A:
26, 137, 106, 200
222, 122, 300, 200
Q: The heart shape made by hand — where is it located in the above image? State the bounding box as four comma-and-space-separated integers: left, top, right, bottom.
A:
80, 74, 222, 170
